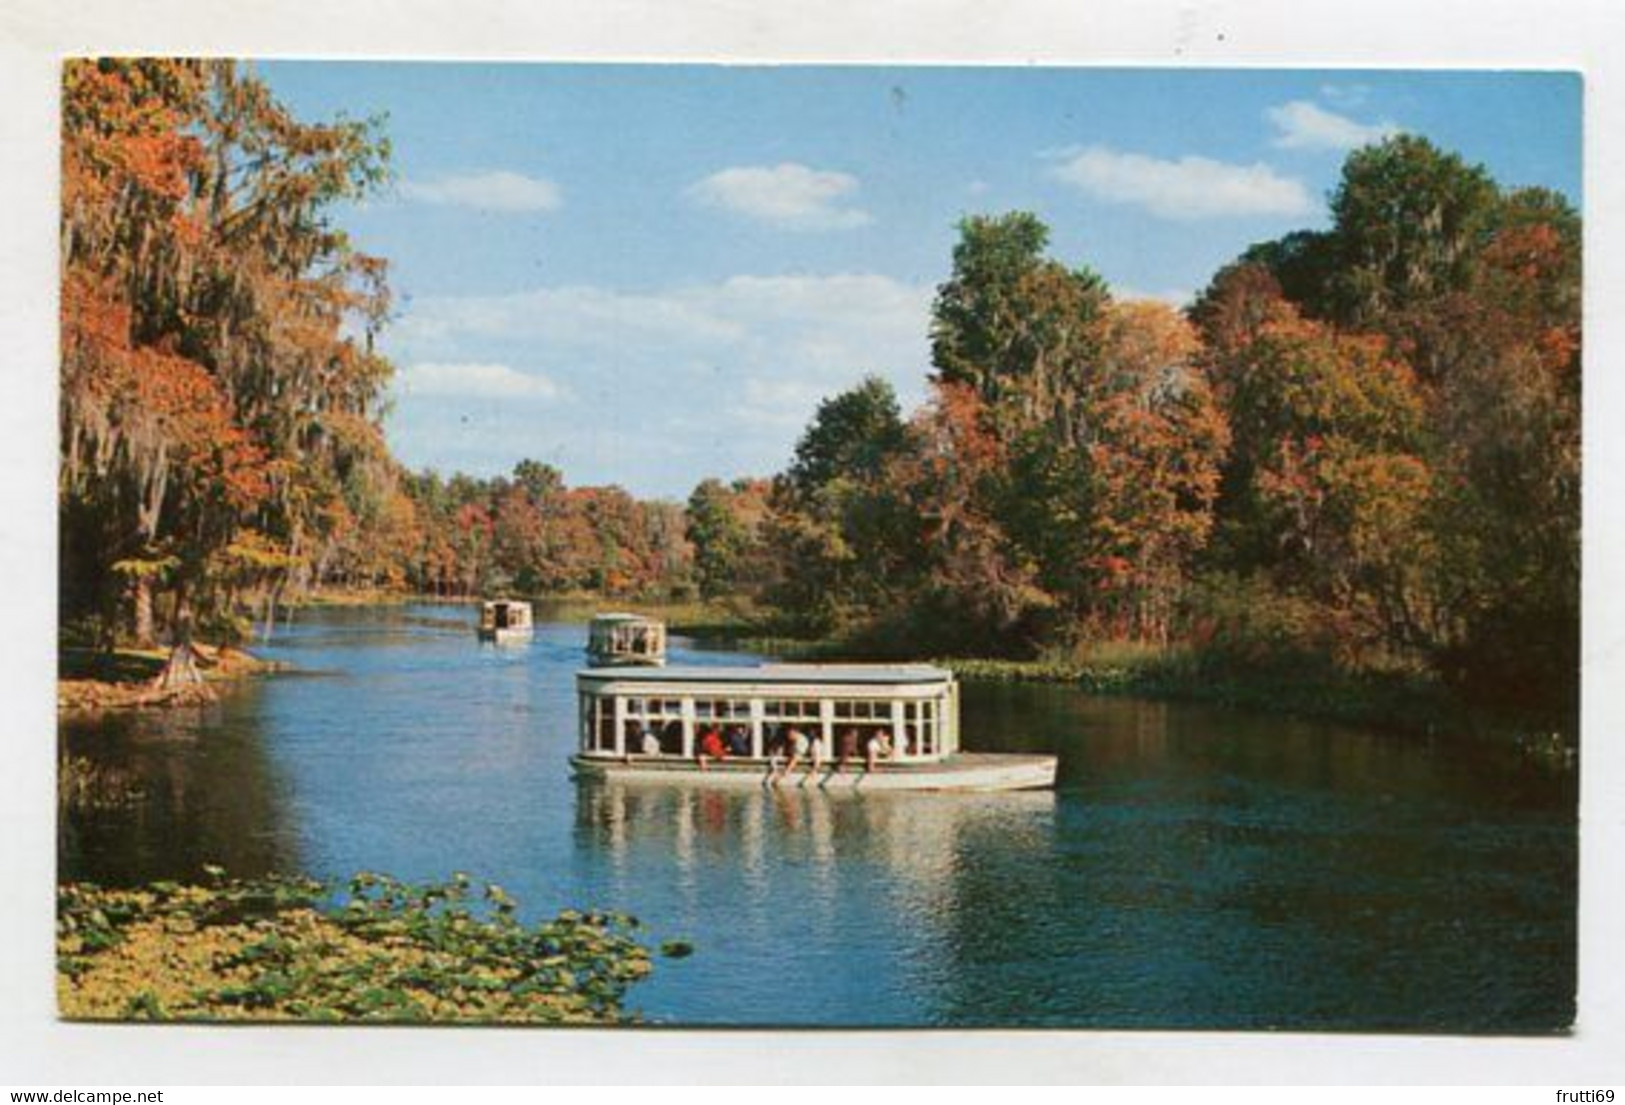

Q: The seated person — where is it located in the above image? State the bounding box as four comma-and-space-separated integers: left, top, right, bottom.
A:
864, 728, 894, 772
697, 724, 728, 769
836, 726, 861, 772
659, 718, 684, 755
725, 724, 752, 757
640, 727, 662, 756
806, 729, 828, 777
770, 725, 811, 785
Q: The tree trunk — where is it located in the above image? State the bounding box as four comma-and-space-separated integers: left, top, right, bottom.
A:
261, 578, 284, 643
151, 596, 214, 702
131, 574, 156, 649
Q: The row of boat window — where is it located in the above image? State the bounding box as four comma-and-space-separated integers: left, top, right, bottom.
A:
613, 697, 938, 721
581, 696, 945, 757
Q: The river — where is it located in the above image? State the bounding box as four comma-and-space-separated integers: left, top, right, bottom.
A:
58, 604, 1576, 1030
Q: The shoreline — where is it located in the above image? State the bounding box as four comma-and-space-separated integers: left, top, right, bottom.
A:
94, 591, 1572, 757
684, 631, 1576, 760
58, 644, 284, 715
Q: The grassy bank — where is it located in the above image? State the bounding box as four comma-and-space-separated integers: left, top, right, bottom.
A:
57, 871, 667, 1024
681, 625, 1573, 754
58, 644, 282, 714
954, 651, 1572, 756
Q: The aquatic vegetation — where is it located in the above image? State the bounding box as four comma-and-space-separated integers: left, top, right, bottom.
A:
57, 871, 660, 1024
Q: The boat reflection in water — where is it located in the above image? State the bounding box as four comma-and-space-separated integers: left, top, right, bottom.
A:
572, 778, 1061, 1024
577, 779, 1056, 879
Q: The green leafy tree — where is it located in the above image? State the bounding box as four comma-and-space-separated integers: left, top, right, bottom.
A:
766, 378, 915, 631
686, 479, 753, 600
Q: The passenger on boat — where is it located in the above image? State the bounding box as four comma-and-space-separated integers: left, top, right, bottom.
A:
806, 729, 828, 779
771, 724, 811, 785
725, 724, 751, 757
696, 725, 728, 770
836, 726, 861, 772
659, 718, 683, 755
640, 727, 662, 757
865, 728, 893, 772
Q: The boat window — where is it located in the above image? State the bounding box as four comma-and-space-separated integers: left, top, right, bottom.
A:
764, 699, 819, 721
695, 699, 749, 720
593, 698, 616, 752
622, 696, 684, 721
833, 700, 888, 720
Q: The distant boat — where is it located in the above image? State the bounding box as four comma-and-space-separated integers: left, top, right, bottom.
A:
586, 612, 666, 667
570, 663, 1057, 792
477, 599, 534, 644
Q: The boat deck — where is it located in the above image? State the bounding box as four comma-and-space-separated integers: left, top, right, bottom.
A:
570, 751, 1057, 791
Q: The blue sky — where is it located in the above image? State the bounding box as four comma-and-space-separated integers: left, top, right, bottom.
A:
260, 63, 1581, 500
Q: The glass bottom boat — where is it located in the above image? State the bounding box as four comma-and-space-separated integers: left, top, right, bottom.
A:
570, 663, 1057, 792
477, 599, 534, 643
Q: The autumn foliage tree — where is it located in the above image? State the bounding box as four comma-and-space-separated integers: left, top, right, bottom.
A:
1194, 279, 1433, 660
61, 59, 397, 676
922, 216, 1228, 645
395, 462, 694, 601
60, 70, 1577, 731
1199, 135, 1580, 718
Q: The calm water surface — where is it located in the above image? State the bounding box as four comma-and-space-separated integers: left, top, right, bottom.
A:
59, 604, 1576, 1030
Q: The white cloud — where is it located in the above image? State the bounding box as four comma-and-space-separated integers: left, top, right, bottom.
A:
400, 170, 562, 213
395, 285, 745, 350
686, 163, 872, 230
393, 274, 930, 381
1267, 100, 1401, 151
1049, 145, 1315, 220
396, 362, 561, 400
384, 272, 934, 486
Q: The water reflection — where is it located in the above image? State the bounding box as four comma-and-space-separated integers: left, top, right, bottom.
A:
573, 781, 1059, 1024
59, 689, 301, 884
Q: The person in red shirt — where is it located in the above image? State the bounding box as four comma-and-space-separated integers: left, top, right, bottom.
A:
697, 724, 728, 770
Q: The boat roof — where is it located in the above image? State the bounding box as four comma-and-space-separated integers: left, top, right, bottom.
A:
578, 663, 954, 686
591, 612, 658, 623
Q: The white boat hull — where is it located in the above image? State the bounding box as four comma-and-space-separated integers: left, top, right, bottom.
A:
570, 751, 1057, 792
478, 626, 534, 644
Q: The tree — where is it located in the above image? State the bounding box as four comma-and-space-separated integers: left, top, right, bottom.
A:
1199, 290, 1435, 658
930, 212, 1110, 437
686, 479, 754, 601
60, 59, 395, 678
765, 379, 916, 630
781, 376, 908, 499
896, 381, 1049, 646
1323, 135, 1500, 339
1072, 302, 1229, 641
